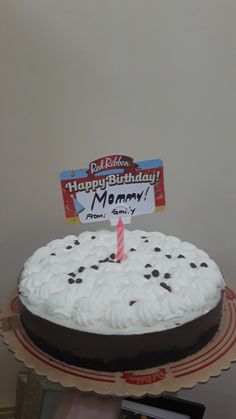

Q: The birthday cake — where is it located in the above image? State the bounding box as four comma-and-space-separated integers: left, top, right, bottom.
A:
18, 230, 224, 371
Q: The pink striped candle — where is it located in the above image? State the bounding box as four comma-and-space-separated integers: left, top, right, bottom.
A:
116, 217, 127, 261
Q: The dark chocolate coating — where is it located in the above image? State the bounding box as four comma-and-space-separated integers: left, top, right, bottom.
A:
20, 294, 223, 372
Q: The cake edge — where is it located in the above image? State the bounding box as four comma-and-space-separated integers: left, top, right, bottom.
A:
19, 291, 224, 372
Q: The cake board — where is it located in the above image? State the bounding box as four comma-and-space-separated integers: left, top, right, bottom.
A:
1, 286, 236, 400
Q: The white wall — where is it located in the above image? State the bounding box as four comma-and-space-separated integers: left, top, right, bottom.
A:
0, 0, 235, 415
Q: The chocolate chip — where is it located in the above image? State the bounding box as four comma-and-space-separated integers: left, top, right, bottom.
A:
78, 266, 85, 273
165, 254, 172, 259
76, 278, 83, 283
160, 282, 171, 292
91, 265, 99, 270
144, 239, 149, 243
110, 253, 116, 259
74, 240, 80, 245
68, 272, 76, 277
154, 247, 161, 252
145, 263, 152, 268
99, 258, 109, 263
144, 274, 151, 279
130, 248, 136, 252
66, 245, 72, 250
190, 262, 197, 268
129, 300, 136, 306
178, 254, 185, 258
91, 236, 96, 239
141, 236, 147, 239
164, 273, 171, 279
152, 269, 160, 278
50, 253, 56, 256
200, 262, 208, 267
68, 278, 75, 284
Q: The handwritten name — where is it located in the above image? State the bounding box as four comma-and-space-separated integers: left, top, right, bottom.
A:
91, 188, 149, 210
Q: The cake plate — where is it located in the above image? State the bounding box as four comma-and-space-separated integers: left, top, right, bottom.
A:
1, 286, 236, 401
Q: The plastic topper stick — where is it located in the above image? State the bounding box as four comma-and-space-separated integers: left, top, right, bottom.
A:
60, 155, 165, 225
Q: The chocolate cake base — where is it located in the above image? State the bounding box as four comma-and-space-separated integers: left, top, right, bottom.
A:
20, 296, 223, 372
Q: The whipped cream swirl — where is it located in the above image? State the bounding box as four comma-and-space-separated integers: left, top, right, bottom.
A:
19, 230, 224, 334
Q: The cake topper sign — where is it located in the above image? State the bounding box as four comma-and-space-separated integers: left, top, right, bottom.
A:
60, 155, 165, 224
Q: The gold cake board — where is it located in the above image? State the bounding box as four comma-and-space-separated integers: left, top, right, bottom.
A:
1, 286, 236, 398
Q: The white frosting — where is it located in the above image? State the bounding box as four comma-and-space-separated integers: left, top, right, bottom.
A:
19, 230, 224, 335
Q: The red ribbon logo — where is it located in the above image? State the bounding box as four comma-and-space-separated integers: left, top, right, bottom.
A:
88, 155, 136, 176
121, 368, 167, 385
